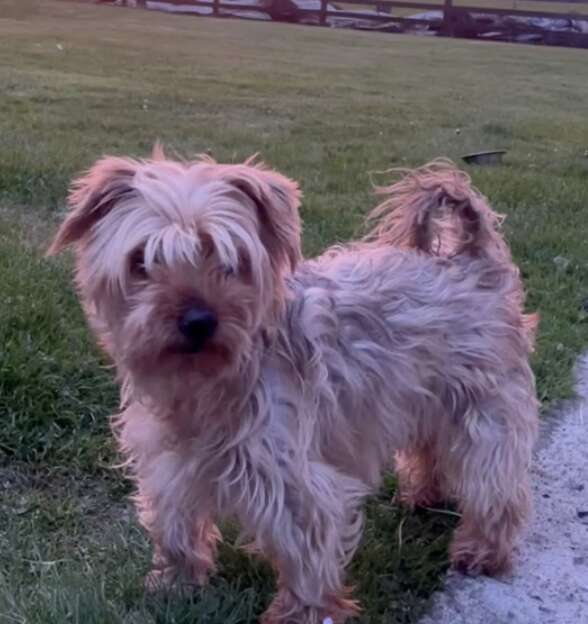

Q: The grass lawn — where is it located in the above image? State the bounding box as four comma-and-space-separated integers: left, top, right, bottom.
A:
1, 1, 588, 622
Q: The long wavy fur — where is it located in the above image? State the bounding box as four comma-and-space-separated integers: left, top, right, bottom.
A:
48, 155, 540, 624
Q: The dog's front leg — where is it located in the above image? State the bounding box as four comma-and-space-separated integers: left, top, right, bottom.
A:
135, 479, 220, 591
116, 406, 221, 591
238, 460, 366, 624
145, 511, 221, 592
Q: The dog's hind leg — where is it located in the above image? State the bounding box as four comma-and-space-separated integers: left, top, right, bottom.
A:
441, 376, 538, 575
395, 444, 445, 509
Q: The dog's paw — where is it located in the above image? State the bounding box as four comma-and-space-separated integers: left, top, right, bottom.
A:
144, 565, 211, 595
261, 589, 358, 624
144, 567, 176, 594
450, 541, 513, 577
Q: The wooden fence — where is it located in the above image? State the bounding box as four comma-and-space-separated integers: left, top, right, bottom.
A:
106, 0, 588, 47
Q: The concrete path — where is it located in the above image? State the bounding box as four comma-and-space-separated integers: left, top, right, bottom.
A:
420, 355, 588, 624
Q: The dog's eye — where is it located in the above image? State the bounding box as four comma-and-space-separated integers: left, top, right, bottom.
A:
215, 265, 235, 280
129, 249, 147, 278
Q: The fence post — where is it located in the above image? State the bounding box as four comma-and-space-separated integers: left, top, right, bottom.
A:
213, 0, 220, 16
442, 0, 454, 37
320, 0, 327, 26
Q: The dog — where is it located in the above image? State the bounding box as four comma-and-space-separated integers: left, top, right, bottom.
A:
48, 151, 539, 624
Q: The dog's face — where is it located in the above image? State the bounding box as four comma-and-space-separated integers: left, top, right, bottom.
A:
48, 152, 301, 389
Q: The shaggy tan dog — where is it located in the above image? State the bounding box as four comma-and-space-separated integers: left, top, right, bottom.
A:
48, 152, 539, 624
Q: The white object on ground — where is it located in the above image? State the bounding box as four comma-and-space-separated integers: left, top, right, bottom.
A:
419, 354, 588, 624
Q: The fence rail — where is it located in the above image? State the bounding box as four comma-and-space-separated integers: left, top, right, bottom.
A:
105, 0, 588, 48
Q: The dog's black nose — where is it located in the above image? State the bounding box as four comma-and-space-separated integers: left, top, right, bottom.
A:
178, 308, 217, 352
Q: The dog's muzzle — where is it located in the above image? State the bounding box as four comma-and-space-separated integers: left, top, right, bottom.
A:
178, 307, 218, 353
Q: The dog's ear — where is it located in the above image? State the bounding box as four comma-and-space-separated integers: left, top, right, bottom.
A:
47, 157, 137, 255
224, 162, 302, 273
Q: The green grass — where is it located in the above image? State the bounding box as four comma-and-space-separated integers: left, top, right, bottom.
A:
1, 1, 587, 622
0, 218, 118, 470
0, 469, 456, 623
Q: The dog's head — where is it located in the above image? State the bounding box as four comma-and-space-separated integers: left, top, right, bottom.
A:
48, 150, 301, 392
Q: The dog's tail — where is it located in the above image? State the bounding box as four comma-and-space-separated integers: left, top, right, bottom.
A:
364, 159, 510, 264
365, 159, 539, 351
